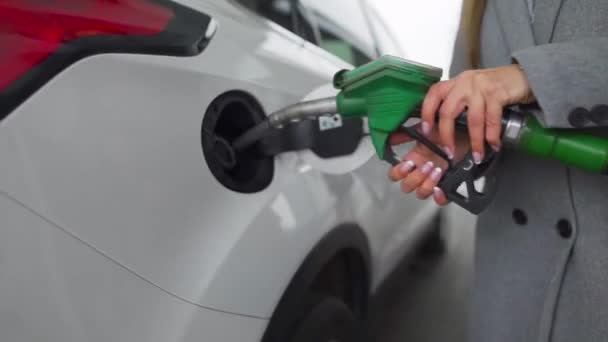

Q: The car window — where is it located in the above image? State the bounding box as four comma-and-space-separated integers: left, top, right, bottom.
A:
234, 0, 317, 43
300, 0, 376, 66
368, 8, 404, 57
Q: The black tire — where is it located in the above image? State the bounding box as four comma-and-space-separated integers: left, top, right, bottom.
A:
418, 213, 446, 257
288, 294, 361, 342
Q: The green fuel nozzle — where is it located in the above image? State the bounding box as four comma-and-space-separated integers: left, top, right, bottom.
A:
333, 55, 442, 163
232, 56, 441, 162
232, 55, 608, 214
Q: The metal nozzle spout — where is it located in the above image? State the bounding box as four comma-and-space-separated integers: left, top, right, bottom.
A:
232, 97, 337, 152
266, 97, 338, 127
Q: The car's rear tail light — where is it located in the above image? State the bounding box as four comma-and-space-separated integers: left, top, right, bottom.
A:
0, 0, 214, 120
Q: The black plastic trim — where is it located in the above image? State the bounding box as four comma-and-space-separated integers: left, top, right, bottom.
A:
261, 224, 371, 342
0, 0, 215, 121
201, 91, 275, 194
257, 117, 364, 159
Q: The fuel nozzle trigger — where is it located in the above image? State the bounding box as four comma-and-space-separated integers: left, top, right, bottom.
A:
438, 147, 500, 215
386, 121, 500, 215
383, 125, 451, 166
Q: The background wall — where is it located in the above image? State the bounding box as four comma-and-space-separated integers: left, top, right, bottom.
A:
370, 0, 464, 78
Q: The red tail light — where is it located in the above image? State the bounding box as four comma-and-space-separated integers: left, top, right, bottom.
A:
0, 0, 214, 120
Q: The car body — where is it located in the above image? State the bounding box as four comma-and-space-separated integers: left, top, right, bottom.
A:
0, 0, 441, 341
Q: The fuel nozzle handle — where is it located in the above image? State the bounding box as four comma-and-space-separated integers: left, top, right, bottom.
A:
452, 109, 519, 142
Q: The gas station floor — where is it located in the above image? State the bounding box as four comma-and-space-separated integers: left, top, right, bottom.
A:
368, 206, 477, 342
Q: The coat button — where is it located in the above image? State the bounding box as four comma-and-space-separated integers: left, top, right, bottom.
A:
568, 107, 590, 128
557, 219, 573, 238
589, 105, 608, 125
512, 209, 527, 225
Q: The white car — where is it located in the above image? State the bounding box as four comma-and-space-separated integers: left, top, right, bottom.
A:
0, 0, 443, 341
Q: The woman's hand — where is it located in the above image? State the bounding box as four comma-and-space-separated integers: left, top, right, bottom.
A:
420, 64, 535, 163
388, 126, 470, 206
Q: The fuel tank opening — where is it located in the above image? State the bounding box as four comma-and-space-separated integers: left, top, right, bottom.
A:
202, 91, 274, 193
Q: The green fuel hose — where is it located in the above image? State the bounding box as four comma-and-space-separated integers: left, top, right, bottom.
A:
515, 115, 608, 174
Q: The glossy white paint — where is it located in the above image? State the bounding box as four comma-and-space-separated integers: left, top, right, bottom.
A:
0, 0, 440, 340
0, 193, 266, 342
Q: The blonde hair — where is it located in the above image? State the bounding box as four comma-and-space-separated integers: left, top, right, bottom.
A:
461, 0, 487, 68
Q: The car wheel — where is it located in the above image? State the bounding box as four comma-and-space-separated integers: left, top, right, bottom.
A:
288, 294, 362, 342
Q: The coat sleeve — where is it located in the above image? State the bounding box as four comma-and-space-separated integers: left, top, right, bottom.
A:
512, 37, 608, 128
448, 25, 472, 78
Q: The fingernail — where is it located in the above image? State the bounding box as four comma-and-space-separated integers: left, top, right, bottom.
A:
433, 186, 444, 199
491, 144, 501, 152
400, 160, 415, 174
473, 152, 482, 164
421, 121, 430, 135
443, 146, 454, 160
421, 161, 434, 174
430, 167, 443, 182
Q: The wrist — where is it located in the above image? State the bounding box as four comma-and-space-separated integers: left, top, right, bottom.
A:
510, 63, 536, 104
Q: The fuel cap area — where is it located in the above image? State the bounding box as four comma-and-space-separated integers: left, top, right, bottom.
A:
201, 91, 274, 193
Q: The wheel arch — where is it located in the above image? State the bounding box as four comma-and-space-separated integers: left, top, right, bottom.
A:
261, 223, 371, 342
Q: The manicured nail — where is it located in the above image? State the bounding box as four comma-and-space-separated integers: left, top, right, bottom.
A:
430, 167, 443, 182
491, 144, 501, 152
421, 121, 431, 135
473, 152, 482, 165
433, 186, 444, 200
443, 146, 454, 160
421, 161, 434, 174
400, 160, 415, 174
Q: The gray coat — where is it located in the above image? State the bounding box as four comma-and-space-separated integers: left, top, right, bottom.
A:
449, 1, 608, 341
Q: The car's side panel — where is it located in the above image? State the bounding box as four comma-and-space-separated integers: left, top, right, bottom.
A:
0, 193, 267, 342
0, 0, 439, 323
0, 0, 366, 319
